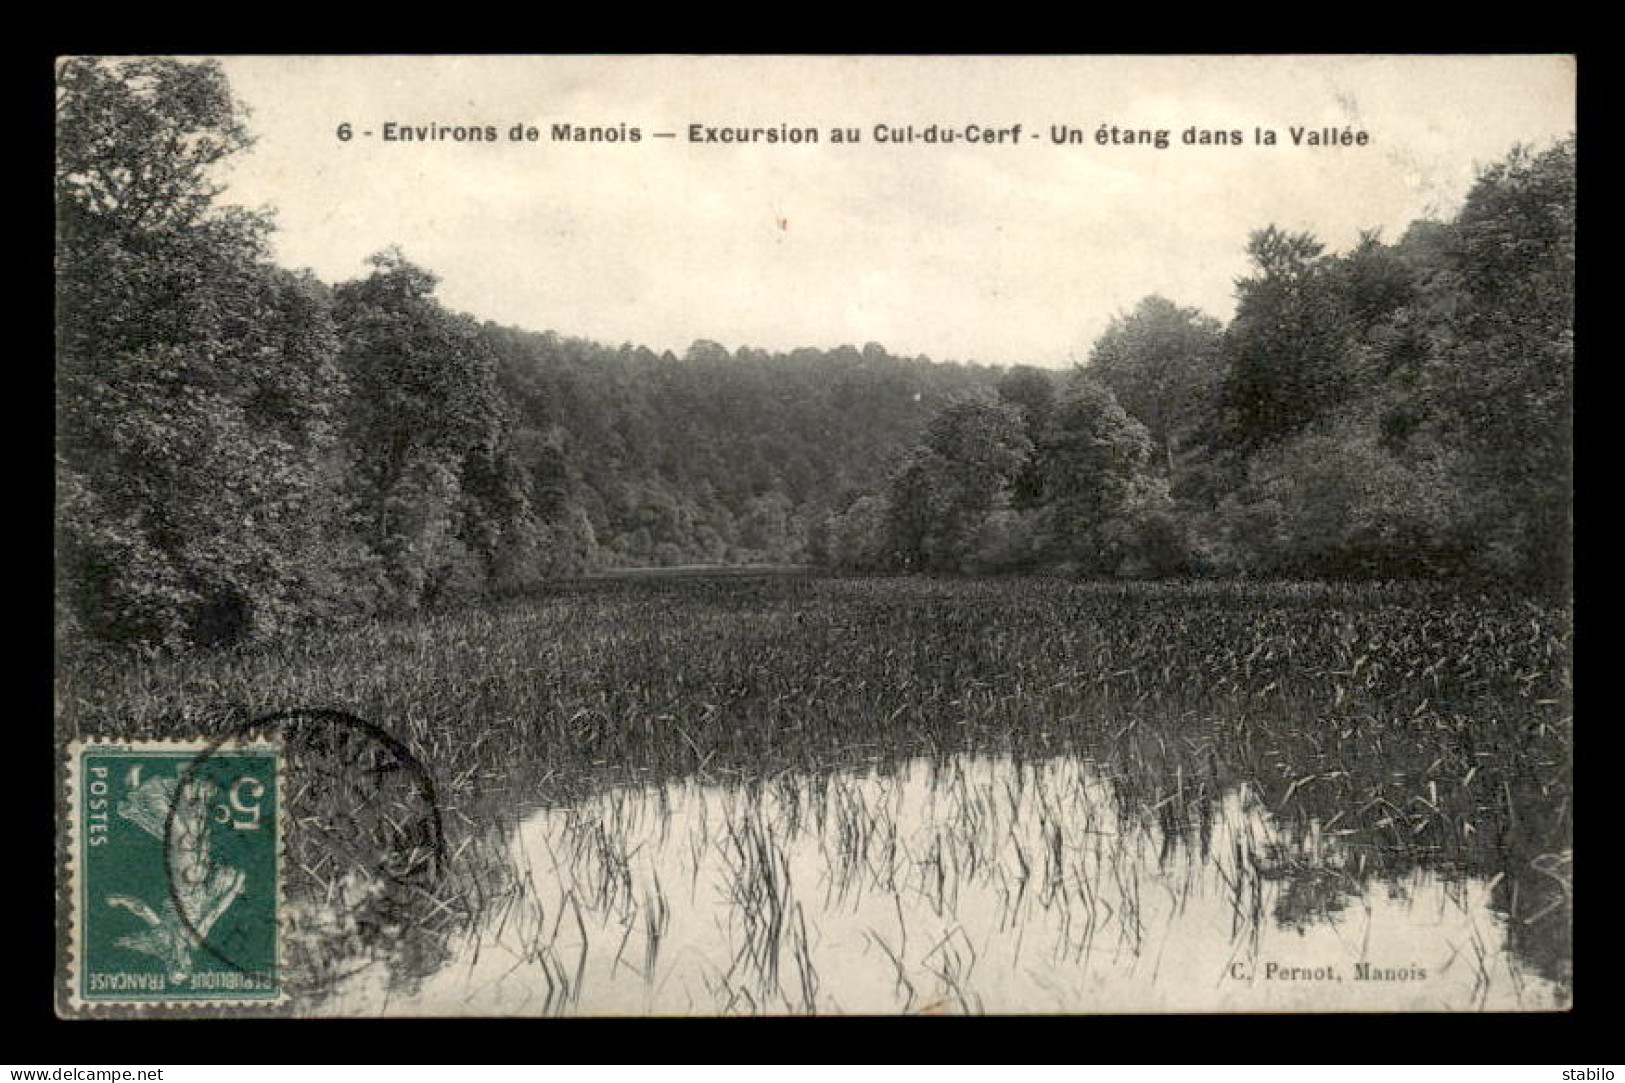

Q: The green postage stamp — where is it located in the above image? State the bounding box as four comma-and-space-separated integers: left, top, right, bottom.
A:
64, 740, 284, 1011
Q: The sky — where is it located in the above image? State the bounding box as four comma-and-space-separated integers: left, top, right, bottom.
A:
209, 55, 1575, 369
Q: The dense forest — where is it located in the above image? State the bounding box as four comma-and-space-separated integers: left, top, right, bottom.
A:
485, 328, 1001, 573
56, 58, 1574, 651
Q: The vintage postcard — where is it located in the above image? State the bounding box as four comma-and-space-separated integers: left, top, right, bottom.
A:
54, 54, 1574, 1016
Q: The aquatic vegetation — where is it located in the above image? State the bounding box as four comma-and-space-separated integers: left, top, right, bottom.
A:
56, 574, 1573, 1013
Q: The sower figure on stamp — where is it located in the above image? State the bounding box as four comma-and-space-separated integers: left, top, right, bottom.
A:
105, 770, 246, 984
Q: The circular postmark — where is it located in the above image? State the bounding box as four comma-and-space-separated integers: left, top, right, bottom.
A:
165, 709, 448, 998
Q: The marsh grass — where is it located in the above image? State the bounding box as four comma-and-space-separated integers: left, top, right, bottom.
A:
57, 575, 1573, 1011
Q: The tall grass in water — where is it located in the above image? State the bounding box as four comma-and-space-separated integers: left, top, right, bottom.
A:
57, 576, 1572, 1010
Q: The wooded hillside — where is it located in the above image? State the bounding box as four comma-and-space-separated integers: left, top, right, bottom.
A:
56, 58, 1574, 650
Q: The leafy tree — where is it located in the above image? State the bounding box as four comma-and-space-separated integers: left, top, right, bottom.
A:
823, 495, 891, 571
886, 399, 1032, 571
56, 57, 253, 240
1215, 227, 1354, 454
1426, 138, 1575, 588
1038, 376, 1156, 558
1086, 296, 1223, 476
996, 366, 1058, 507
57, 57, 345, 647
996, 366, 1058, 433
1208, 406, 1472, 579
332, 250, 537, 607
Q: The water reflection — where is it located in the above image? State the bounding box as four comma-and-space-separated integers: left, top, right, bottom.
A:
320, 755, 1569, 1015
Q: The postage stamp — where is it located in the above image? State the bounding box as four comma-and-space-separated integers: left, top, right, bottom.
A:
63, 740, 284, 1011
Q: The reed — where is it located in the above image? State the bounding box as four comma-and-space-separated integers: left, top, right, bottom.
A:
57, 574, 1572, 1013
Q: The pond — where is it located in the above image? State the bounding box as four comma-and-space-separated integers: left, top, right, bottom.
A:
314, 753, 1570, 1015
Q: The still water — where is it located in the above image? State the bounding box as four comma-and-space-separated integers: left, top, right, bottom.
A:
319, 754, 1569, 1015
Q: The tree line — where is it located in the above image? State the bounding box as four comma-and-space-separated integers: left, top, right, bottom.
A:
826, 143, 1574, 591
56, 58, 1573, 651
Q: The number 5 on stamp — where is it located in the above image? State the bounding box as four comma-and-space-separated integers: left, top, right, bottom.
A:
65, 740, 284, 1010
